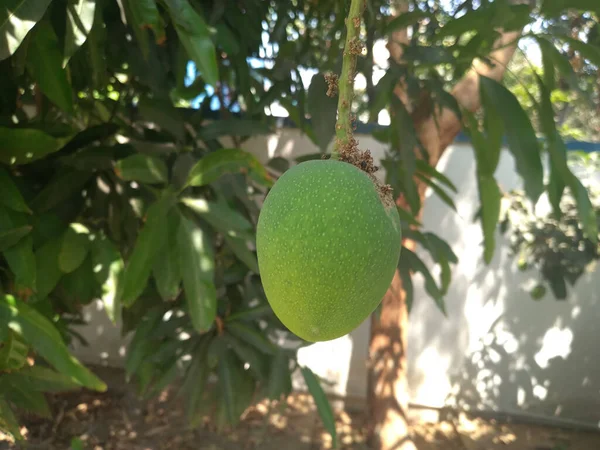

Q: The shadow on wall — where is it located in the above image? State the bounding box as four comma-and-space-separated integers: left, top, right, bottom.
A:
406, 145, 600, 427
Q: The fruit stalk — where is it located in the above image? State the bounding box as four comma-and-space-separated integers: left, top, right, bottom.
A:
333, 0, 365, 159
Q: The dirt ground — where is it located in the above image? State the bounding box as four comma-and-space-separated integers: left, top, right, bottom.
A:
2, 367, 600, 450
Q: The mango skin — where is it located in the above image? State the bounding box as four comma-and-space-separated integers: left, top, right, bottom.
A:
256, 160, 401, 342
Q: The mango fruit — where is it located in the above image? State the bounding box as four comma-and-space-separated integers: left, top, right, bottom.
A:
256, 160, 401, 342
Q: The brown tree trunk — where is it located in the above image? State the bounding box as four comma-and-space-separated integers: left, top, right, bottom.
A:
367, 6, 522, 448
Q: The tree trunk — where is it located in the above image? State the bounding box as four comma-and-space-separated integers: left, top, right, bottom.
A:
367, 6, 522, 448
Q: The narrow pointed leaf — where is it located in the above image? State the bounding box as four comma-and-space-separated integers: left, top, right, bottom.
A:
223, 235, 259, 273
27, 21, 73, 113
64, 0, 97, 66
226, 321, 275, 355
128, 0, 165, 44
152, 210, 181, 300
92, 236, 124, 323
164, 0, 218, 87
182, 197, 253, 233
0, 226, 32, 251
3, 234, 36, 289
307, 73, 337, 152
0, 128, 69, 165
478, 176, 502, 264
59, 223, 91, 273
301, 367, 337, 449
0, 168, 31, 213
0, 295, 106, 391
121, 194, 173, 306
0, 0, 52, 61
0, 398, 22, 440
35, 237, 63, 300
177, 213, 217, 332
115, 153, 168, 184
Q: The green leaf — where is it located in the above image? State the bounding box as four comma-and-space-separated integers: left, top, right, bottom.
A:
59, 223, 91, 274
223, 235, 259, 273
479, 76, 543, 201
226, 321, 275, 355
225, 304, 272, 322
138, 97, 185, 141
128, 0, 165, 44
400, 247, 446, 315
185, 148, 272, 188
478, 176, 502, 264
267, 350, 292, 400
0, 0, 52, 61
30, 169, 92, 213
27, 21, 73, 113
217, 350, 255, 427
0, 398, 22, 440
385, 10, 431, 34
115, 154, 168, 184
152, 210, 181, 301
223, 333, 267, 380
398, 265, 414, 312
0, 128, 69, 165
87, 3, 106, 87
570, 177, 598, 244
0, 226, 32, 251
91, 236, 124, 323
0, 331, 29, 370
181, 197, 253, 234
164, 0, 218, 87
0, 295, 106, 391
64, 0, 97, 66
4, 234, 36, 289
1, 365, 80, 392
70, 437, 85, 450
307, 73, 337, 153
301, 366, 337, 449
35, 237, 63, 301
415, 159, 457, 193
197, 119, 272, 141
4, 384, 51, 418
535, 37, 579, 92
125, 309, 162, 379
416, 174, 457, 211
180, 336, 211, 420
177, 213, 217, 332
0, 168, 31, 213
121, 193, 173, 307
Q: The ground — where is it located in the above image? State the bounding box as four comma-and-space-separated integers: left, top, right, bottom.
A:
2, 367, 600, 450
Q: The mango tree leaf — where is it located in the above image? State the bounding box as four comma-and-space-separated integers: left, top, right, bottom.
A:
225, 304, 272, 322
177, 212, 217, 332
479, 76, 543, 202
125, 308, 163, 379
385, 10, 431, 33
537, 76, 598, 243
400, 247, 446, 315
307, 73, 337, 152
59, 223, 91, 274
535, 37, 579, 92
128, 0, 165, 44
27, 21, 74, 113
301, 366, 337, 449
0, 0, 52, 61
397, 264, 414, 312
92, 236, 124, 323
180, 336, 211, 420
137, 97, 185, 141
152, 209, 181, 300
0, 295, 106, 391
478, 176, 502, 264
0, 168, 31, 213
223, 333, 267, 380
0, 398, 22, 440
185, 148, 272, 188
415, 174, 457, 211
30, 169, 92, 212
217, 350, 255, 427
0, 331, 28, 370
226, 321, 275, 355
4, 384, 51, 418
87, 2, 106, 87
182, 197, 253, 234
0, 226, 32, 251
35, 237, 63, 301
197, 119, 272, 141
115, 154, 168, 184
1, 365, 80, 392
415, 159, 457, 193
64, 0, 96, 66
267, 350, 292, 400
0, 128, 69, 165
164, 0, 218, 87
223, 235, 259, 273
121, 193, 173, 306
4, 234, 36, 289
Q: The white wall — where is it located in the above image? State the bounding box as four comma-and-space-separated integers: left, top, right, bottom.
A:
71, 129, 600, 426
